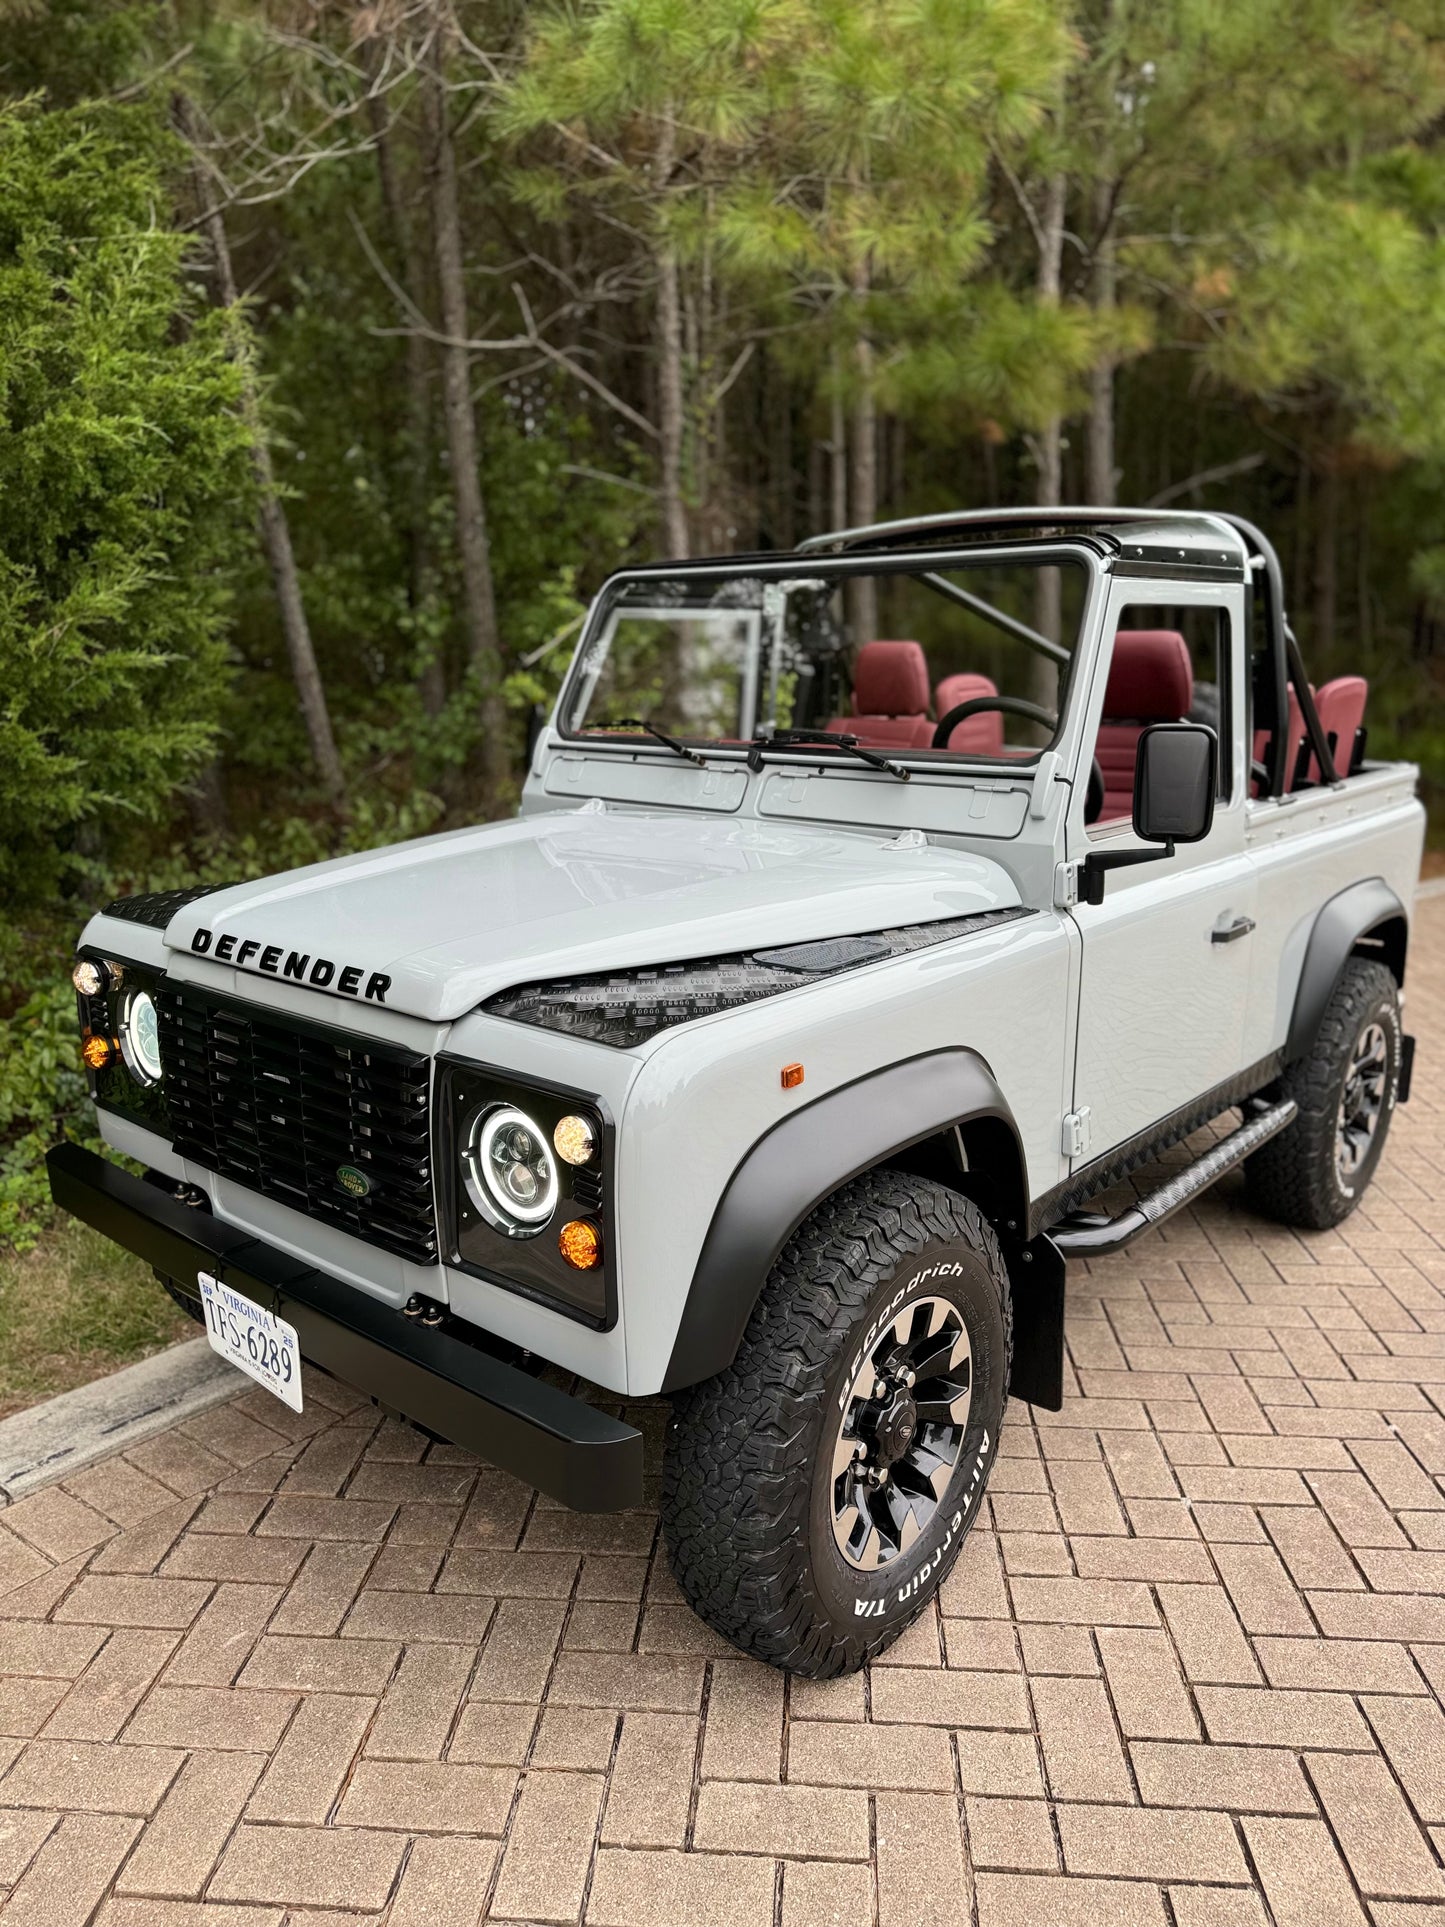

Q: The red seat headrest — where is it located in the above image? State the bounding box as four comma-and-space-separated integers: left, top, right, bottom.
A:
933, 673, 1003, 754
1316, 676, 1367, 734
852, 640, 931, 718
934, 672, 997, 716
1104, 630, 1192, 721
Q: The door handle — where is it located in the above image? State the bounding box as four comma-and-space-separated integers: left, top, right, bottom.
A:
1211, 915, 1255, 944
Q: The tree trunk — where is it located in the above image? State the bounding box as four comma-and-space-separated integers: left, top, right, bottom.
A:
177, 98, 346, 809
422, 42, 508, 798
767, 350, 794, 550
1032, 170, 1068, 709
829, 369, 848, 531
1313, 446, 1339, 661
364, 61, 443, 715
1086, 179, 1117, 506
655, 113, 689, 559
848, 256, 878, 643
186, 759, 230, 838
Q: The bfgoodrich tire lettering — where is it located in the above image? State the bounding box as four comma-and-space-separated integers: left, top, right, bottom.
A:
661, 1170, 1012, 1677
1246, 957, 1402, 1231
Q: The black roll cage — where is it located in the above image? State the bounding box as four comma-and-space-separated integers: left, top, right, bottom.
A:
800, 505, 1339, 795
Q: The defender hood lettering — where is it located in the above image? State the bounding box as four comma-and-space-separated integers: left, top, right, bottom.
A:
162, 812, 1022, 1024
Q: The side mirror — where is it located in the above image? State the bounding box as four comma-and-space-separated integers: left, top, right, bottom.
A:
1081, 721, 1217, 905
1134, 723, 1216, 844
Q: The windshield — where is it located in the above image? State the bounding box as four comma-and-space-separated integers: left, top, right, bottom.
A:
562, 554, 1089, 762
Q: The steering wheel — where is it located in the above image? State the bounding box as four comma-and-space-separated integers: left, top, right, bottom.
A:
931, 694, 1105, 824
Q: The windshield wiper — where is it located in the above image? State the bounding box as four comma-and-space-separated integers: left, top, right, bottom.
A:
745, 727, 910, 782
583, 717, 710, 768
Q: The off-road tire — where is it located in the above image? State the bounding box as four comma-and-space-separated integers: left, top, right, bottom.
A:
661, 1170, 1012, 1677
1245, 957, 1401, 1231
156, 1270, 205, 1324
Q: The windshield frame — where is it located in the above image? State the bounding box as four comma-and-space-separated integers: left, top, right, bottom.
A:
554, 538, 1107, 774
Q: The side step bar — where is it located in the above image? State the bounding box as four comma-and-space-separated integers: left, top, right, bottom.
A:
1051, 1097, 1298, 1259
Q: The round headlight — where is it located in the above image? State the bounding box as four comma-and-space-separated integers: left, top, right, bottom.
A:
463, 1105, 558, 1236
117, 987, 163, 1085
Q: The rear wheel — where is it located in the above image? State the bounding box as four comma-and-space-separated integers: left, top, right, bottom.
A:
1246, 957, 1402, 1230
661, 1170, 1011, 1677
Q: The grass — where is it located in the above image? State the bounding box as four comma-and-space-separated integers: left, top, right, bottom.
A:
0, 1217, 192, 1421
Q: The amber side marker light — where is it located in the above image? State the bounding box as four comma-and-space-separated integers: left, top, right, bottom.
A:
559, 1219, 603, 1271
781, 1062, 805, 1090
82, 1031, 115, 1071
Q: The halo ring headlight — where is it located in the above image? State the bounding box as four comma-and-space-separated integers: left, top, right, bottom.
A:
463, 1104, 558, 1237
117, 987, 163, 1085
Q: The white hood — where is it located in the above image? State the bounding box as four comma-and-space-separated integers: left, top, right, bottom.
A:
161, 810, 1022, 1023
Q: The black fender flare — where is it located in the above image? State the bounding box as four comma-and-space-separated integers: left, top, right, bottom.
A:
660, 1049, 1031, 1394
1285, 877, 1408, 1063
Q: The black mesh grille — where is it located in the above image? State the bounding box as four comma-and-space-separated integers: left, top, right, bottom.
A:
157, 985, 437, 1265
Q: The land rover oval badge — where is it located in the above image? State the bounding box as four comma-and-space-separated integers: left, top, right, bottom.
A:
337, 1165, 371, 1199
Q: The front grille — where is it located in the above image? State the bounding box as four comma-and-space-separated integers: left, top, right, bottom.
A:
157, 985, 437, 1265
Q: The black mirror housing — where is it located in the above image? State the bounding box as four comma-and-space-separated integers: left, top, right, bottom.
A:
1133, 723, 1216, 845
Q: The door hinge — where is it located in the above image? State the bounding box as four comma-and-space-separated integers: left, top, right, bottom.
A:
1061, 1107, 1093, 1158
1053, 861, 1078, 909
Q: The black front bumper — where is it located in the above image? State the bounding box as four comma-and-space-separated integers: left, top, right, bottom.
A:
47, 1143, 644, 1512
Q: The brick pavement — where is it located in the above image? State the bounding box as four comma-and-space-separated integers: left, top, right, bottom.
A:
3, 895, 1445, 1925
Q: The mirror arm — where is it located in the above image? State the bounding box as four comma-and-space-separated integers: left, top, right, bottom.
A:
1080, 841, 1175, 906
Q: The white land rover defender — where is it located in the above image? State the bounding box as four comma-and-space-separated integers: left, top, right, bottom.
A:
52, 507, 1422, 1676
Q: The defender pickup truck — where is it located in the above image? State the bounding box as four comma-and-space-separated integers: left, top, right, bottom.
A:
50, 506, 1422, 1676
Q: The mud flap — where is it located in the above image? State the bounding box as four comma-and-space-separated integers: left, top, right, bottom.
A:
1005, 1232, 1066, 1411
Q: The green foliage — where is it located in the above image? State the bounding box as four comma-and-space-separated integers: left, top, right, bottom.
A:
3, 0, 1445, 1279
0, 99, 253, 903
0, 980, 100, 1251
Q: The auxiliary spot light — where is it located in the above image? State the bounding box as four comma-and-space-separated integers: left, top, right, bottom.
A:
553, 1114, 598, 1166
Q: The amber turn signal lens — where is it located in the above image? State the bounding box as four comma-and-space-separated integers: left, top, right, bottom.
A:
558, 1218, 602, 1270
781, 1062, 805, 1090
82, 1031, 115, 1070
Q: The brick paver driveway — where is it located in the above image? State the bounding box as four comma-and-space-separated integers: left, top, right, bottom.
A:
3, 900, 1445, 1926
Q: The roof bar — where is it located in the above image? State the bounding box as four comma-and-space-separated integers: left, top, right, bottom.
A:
798, 504, 1249, 557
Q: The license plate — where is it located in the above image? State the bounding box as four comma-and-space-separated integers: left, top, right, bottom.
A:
197, 1271, 303, 1412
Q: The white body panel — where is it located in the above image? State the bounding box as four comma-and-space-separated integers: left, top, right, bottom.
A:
78, 516, 1424, 1399
1066, 578, 1256, 1155
147, 813, 1021, 1024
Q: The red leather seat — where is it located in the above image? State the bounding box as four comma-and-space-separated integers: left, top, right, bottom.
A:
1312, 675, 1367, 779
933, 673, 1004, 755
1095, 629, 1193, 821
826, 640, 934, 749
1252, 685, 1306, 793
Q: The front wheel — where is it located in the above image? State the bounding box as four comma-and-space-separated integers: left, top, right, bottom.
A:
661, 1170, 1011, 1677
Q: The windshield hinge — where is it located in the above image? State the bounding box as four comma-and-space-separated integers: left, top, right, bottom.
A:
1029, 750, 1063, 820
1061, 1107, 1093, 1158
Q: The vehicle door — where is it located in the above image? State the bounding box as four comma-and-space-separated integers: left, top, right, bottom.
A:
1065, 580, 1257, 1165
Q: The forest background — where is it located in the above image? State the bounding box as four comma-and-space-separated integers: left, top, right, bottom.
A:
2, 0, 1444, 1390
